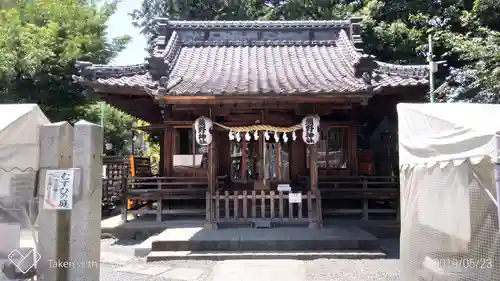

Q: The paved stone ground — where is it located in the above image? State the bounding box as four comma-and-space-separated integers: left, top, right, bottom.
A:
99, 256, 400, 281
97, 238, 400, 281
0, 238, 400, 280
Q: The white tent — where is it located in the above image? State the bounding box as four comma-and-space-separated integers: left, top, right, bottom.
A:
398, 103, 499, 281
0, 104, 50, 258
0, 104, 50, 197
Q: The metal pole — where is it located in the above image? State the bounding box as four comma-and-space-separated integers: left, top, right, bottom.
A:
428, 34, 436, 103
131, 131, 135, 156
100, 101, 105, 128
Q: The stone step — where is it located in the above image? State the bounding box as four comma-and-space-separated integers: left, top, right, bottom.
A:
147, 250, 387, 262
150, 226, 380, 252
151, 238, 379, 252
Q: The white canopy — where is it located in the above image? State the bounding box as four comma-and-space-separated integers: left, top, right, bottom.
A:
398, 103, 500, 281
397, 103, 500, 167
0, 104, 50, 197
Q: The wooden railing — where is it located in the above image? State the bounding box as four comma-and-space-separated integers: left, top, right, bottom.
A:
207, 190, 322, 228
300, 176, 399, 221
123, 176, 208, 222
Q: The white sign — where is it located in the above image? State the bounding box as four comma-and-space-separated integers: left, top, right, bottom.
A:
102, 165, 107, 179
288, 192, 302, 203
277, 184, 291, 192
43, 169, 74, 210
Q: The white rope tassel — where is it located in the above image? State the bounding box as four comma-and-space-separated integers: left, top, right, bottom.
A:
235, 133, 241, 142
229, 131, 234, 140
292, 131, 297, 141
283, 132, 288, 143
245, 132, 251, 141
253, 131, 259, 140
274, 131, 279, 142
264, 131, 270, 140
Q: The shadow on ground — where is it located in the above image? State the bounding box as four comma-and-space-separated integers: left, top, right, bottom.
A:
378, 238, 399, 259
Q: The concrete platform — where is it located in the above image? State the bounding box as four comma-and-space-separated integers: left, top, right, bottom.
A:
100, 215, 394, 258
101, 214, 204, 239
150, 226, 379, 252
146, 250, 386, 261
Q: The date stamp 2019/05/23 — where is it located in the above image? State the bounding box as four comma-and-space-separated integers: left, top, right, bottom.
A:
437, 258, 493, 272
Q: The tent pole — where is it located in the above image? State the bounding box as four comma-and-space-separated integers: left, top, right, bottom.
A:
495, 163, 500, 227
428, 34, 436, 103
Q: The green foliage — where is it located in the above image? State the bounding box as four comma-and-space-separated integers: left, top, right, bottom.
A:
136, 120, 160, 174
81, 102, 135, 155
0, 0, 130, 121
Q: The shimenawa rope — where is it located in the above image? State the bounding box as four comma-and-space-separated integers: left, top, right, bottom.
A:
213, 122, 301, 133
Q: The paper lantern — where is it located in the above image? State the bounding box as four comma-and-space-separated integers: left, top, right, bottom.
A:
301, 115, 320, 144
193, 116, 213, 146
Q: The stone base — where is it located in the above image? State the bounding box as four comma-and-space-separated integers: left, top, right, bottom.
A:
203, 223, 218, 230
308, 222, 321, 229
147, 250, 387, 262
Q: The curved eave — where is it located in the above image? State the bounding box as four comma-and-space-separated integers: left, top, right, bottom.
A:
374, 61, 429, 79
76, 79, 149, 96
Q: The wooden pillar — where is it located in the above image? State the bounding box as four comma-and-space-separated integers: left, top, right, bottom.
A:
206, 110, 217, 229
241, 138, 247, 180
259, 109, 266, 188
162, 105, 173, 176
350, 124, 359, 176
163, 125, 173, 176
206, 141, 216, 228
158, 133, 164, 176
309, 144, 322, 228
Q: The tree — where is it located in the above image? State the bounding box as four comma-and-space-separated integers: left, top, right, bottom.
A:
0, 0, 130, 121
359, 0, 499, 101
81, 102, 135, 155
129, 0, 499, 102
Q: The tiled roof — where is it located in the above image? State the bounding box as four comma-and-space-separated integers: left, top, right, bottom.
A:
75, 19, 429, 96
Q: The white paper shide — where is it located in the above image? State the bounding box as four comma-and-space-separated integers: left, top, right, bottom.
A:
43, 169, 74, 210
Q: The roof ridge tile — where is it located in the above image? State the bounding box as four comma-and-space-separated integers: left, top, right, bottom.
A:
181, 40, 338, 47
156, 19, 351, 29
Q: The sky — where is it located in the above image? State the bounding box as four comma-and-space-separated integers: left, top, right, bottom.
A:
106, 0, 148, 65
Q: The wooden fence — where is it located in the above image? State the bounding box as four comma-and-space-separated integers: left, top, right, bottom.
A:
310, 176, 399, 221
120, 175, 397, 224
123, 176, 208, 221
207, 190, 322, 228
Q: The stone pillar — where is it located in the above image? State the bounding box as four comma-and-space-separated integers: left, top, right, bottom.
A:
69, 120, 103, 281
37, 122, 73, 281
